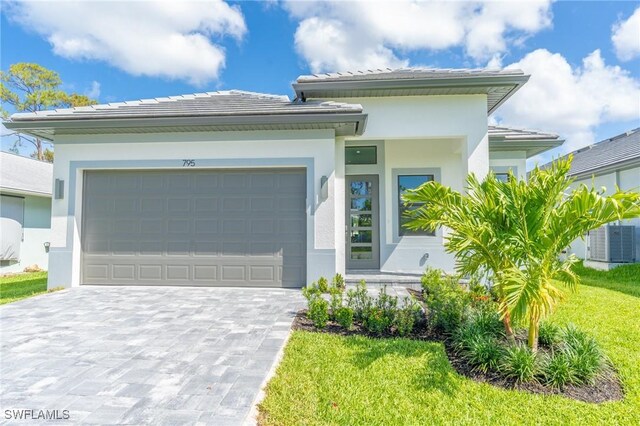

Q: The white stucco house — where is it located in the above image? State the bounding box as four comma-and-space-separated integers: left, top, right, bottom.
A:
542, 128, 640, 266
4, 68, 563, 289
0, 151, 52, 273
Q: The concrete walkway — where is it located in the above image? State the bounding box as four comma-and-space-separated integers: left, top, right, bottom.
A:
0, 286, 304, 425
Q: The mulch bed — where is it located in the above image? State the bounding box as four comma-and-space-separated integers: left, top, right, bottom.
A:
292, 288, 624, 404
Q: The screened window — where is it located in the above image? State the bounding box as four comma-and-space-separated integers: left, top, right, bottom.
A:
398, 175, 434, 236
346, 146, 377, 165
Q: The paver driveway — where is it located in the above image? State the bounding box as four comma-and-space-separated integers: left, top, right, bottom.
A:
0, 286, 304, 425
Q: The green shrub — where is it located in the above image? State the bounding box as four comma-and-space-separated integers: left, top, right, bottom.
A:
538, 321, 560, 347
308, 297, 329, 329
394, 304, 418, 337
541, 351, 576, 388
302, 283, 321, 302
335, 306, 354, 330
421, 268, 470, 335
453, 309, 504, 354
346, 280, 373, 320
332, 273, 345, 291
502, 344, 538, 383
375, 286, 398, 324
363, 307, 392, 335
561, 324, 606, 384
317, 276, 330, 293
329, 292, 343, 319
462, 334, 504, 373
467, 308, 504, 338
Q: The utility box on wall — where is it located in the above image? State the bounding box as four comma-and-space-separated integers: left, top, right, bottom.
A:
588, 225, 636, 263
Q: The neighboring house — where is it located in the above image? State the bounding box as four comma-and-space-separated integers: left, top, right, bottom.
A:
0, 151, 52, 273
4, 67, 563, 289
542, 128, 640, 265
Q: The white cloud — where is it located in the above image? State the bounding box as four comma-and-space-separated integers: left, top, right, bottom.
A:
612, 7, 640, 61
283, 0, 553, 73
86, 81, 101, 99
5, 0, 246, 86
493, 49, 640, 166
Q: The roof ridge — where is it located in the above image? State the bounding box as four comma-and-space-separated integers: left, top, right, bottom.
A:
12, 90, 294, 118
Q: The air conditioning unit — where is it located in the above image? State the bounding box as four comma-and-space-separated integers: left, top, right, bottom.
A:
588, 225, 636, 263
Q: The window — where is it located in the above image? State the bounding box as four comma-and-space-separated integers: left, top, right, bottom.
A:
345, 146, 377, 165
495, 173, 510, 182
398, 175, 434, 236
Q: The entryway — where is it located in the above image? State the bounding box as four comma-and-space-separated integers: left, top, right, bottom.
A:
346, 174, 380, 270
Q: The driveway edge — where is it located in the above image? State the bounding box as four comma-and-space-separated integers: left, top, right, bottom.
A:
244, 323, 296, 426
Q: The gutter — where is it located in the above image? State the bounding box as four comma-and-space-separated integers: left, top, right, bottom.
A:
293, 75, 530, 100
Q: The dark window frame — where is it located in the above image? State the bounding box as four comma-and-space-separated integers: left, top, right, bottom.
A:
398, 174, 435, 237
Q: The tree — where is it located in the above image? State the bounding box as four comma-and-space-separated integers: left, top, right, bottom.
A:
1, 63, 97, 161
403, 157, 640, 351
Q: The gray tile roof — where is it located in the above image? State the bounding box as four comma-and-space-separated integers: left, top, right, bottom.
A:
488, 125, 564, 157
10, 90, 363, 121
541, 128, 640, 177
293, 67, 529, 115
488, 125, 560, 141
297, 67, 526, 83
0, 151, 53, 196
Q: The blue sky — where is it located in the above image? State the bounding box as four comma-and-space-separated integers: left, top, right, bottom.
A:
1, 1, 639, 167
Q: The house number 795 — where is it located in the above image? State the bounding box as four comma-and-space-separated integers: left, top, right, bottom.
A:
182, 159, 196, 167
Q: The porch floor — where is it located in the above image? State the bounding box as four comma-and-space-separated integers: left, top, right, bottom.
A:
345, 270, 423, 291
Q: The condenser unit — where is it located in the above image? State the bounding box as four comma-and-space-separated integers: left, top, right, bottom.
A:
588, 225, 636, 263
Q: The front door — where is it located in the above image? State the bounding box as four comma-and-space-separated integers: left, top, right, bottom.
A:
346, 175, 380, 270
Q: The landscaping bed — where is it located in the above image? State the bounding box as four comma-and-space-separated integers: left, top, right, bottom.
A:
293, 270, 624, 404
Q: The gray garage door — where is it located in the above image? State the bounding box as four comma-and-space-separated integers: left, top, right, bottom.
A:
81, 168, 306, 287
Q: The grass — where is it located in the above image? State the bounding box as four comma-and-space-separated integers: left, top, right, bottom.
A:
259, 265, 640, 425
0, 272, 59, 305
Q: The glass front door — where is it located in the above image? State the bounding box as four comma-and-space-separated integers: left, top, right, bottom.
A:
346, 175, 379, 270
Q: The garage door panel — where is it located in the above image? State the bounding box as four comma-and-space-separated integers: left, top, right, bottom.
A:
82, 168, 306, 287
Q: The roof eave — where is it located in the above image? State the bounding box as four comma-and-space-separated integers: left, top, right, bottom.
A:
489, 138, 565, 158
3, 112, 369, 140
0, 187, 52, 198
293, 74, 529, 96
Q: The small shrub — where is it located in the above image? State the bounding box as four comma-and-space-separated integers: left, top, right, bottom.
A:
421, 268, 470, 335
453, 309, 504, 354
541, 351, 576, 388
467, 308, 504, 338
335, 306, 354, 330
375, 285, 398, 324
346, 280, 372, 320
302, 283, 321, 302
539, 321, 560, 347
308, 297, 329, 329
363, 307, 392, 335
317, 276, 330, 293
561, 324, 606, 383
462, 334, 504, 373
329, 292, 343, 319
394, 304, 418, 337
332, 273, 345, 291
502, 344, 538, 383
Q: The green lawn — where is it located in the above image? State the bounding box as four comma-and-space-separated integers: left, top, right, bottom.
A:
0, 272, 56, 305
259, 264, 640, 425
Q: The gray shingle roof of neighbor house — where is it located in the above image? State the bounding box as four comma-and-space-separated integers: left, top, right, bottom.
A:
4, 90, 368, 140
293, 67, 530, 114
488, 125, 564, 157
0, 151, 53, 197
540, 128, 640, 178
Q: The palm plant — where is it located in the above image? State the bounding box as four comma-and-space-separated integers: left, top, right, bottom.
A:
403, 157, 640, 351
